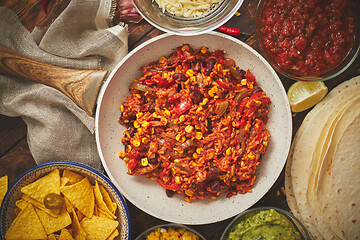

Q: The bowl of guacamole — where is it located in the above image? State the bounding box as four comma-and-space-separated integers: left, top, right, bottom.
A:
221, 207, 310, 240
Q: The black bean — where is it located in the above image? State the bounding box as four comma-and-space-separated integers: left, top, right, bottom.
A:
205, 58, 216, 76
166, 189, 175, 197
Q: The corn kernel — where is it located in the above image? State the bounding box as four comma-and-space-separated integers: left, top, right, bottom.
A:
226, 147, 232, 155
190, 76, 196, 83
241, 79, 247, 85
160, 118, 167, 125
245, 123, 251, 131
120, 105, 124, 112
201, 46, 207, 54
164, 109, 171, 116
133, 120, 140, 128
152, 112, 158, 118
185, 125, 194, 133
159, 56, 167, 63
142, 137, 149, 144
118, 151, 125, 158
196, 106, 203, 114
208, 152, 214, 159
200, 98, 208, 106
185, 190, 194, 196
195, 132, 203, 139
248, 152, 255, 160
163, 72, 168, 79
135, 94, 141, 99
195, 125, 201, 130
246, 102, 251, 108
263, 141, 268, 146
184, 197, 191, 203
196, 177, 202, 182
207, 76, 211, 81
131, 139, 140, 147
136, 112, 143, 118
232, 121, 236, 127
208, 90, 214, 97
235, 11, 241, 16
193, 152, 198, 159
175, 176, 181, 184
186, 69, 194, 77
179, 115, 185, 123
249, 84, 254, 89
141, 157, 148, 166
151, 128, 155, 134
241, 161, 245, 167
123, 157, 129, 162
196, 147, 203, 154
141, 121, 149, 128
212, 85, 218, 93
174, 159, 180, 163
255, 100, 261, 104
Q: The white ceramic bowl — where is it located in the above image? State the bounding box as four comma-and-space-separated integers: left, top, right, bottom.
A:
95, 32, 292, 225
132, 0, 244, 35
0, 161, 130, 240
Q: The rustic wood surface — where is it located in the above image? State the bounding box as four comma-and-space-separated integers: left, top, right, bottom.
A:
0, 0, 359, 239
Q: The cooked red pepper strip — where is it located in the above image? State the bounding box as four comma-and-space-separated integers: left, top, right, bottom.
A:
168, 96, 180, 102
215, 79, 233, 90
42, 0, 49, 13
174, 100, 192, 116
245, 70, 256, 82
157, 179, 179, 190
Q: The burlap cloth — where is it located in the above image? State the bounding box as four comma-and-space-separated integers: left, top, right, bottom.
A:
0, 0, 129, 171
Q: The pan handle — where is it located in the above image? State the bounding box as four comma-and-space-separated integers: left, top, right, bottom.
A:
0, 44, 108, 116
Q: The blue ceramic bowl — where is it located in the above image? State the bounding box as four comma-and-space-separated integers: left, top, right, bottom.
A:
0, 161, 130, 240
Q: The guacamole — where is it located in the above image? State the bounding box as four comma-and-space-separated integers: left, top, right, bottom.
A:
227, 209, 302, 240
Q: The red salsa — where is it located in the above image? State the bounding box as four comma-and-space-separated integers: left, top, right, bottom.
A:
259, 0, 355, 76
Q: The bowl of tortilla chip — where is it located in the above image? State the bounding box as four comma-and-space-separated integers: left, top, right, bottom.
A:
0, 161, 130, 240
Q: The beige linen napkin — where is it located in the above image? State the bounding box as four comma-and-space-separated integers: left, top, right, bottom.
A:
0, 0, 128, 171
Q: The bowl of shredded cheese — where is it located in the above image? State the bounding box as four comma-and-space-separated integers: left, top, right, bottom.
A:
131, 0, 244, 35
135, 224, 206, 240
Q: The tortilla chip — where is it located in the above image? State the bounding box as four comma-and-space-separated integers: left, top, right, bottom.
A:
80, 216, 119, 240
35, 206, 72, 235
47, 234, 58, 240
60, 177, 94, 218
63, 195, 75, 213
22, 194, 59, 217
94, 180, 116, 219
5, 203, 47, 240
72, 209, 87, 240
0, 175, 8, 205
61, 176, 70, 187
99, 184, 117, 215
97, 207, 115, 220
107, 229, 119, 240
21, 169, 61, 203
59, 228, 74, 240
62, 169, 84, 185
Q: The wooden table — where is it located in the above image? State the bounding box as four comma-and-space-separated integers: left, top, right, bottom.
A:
0, 0, 359, 239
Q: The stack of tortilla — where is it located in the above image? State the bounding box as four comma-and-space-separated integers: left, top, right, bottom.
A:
285, 76, 360, 240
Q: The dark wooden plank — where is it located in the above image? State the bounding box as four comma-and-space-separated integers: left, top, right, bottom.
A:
0, 115, 27, 157
0, 137, 36, 185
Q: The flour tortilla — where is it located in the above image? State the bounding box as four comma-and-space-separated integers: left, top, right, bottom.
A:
306, 95, 360, 240
286, 76, 360, 239
331, 114, 360, 239
315, 97, 360, 239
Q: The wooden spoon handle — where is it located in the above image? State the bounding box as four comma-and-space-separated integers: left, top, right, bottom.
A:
0, 44, 108, 116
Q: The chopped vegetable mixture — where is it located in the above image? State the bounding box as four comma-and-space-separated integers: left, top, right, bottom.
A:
118, 44, 271, 202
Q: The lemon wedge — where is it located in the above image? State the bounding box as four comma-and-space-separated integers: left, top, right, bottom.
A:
287, 81, 328, 112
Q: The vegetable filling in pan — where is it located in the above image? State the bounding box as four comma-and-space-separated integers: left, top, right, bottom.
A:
118, 44, 271, 202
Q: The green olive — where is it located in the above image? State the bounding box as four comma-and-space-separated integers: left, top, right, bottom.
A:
43, 193, 64, 210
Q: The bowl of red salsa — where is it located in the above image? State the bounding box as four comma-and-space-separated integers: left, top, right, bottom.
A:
255, 0, 360, 81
